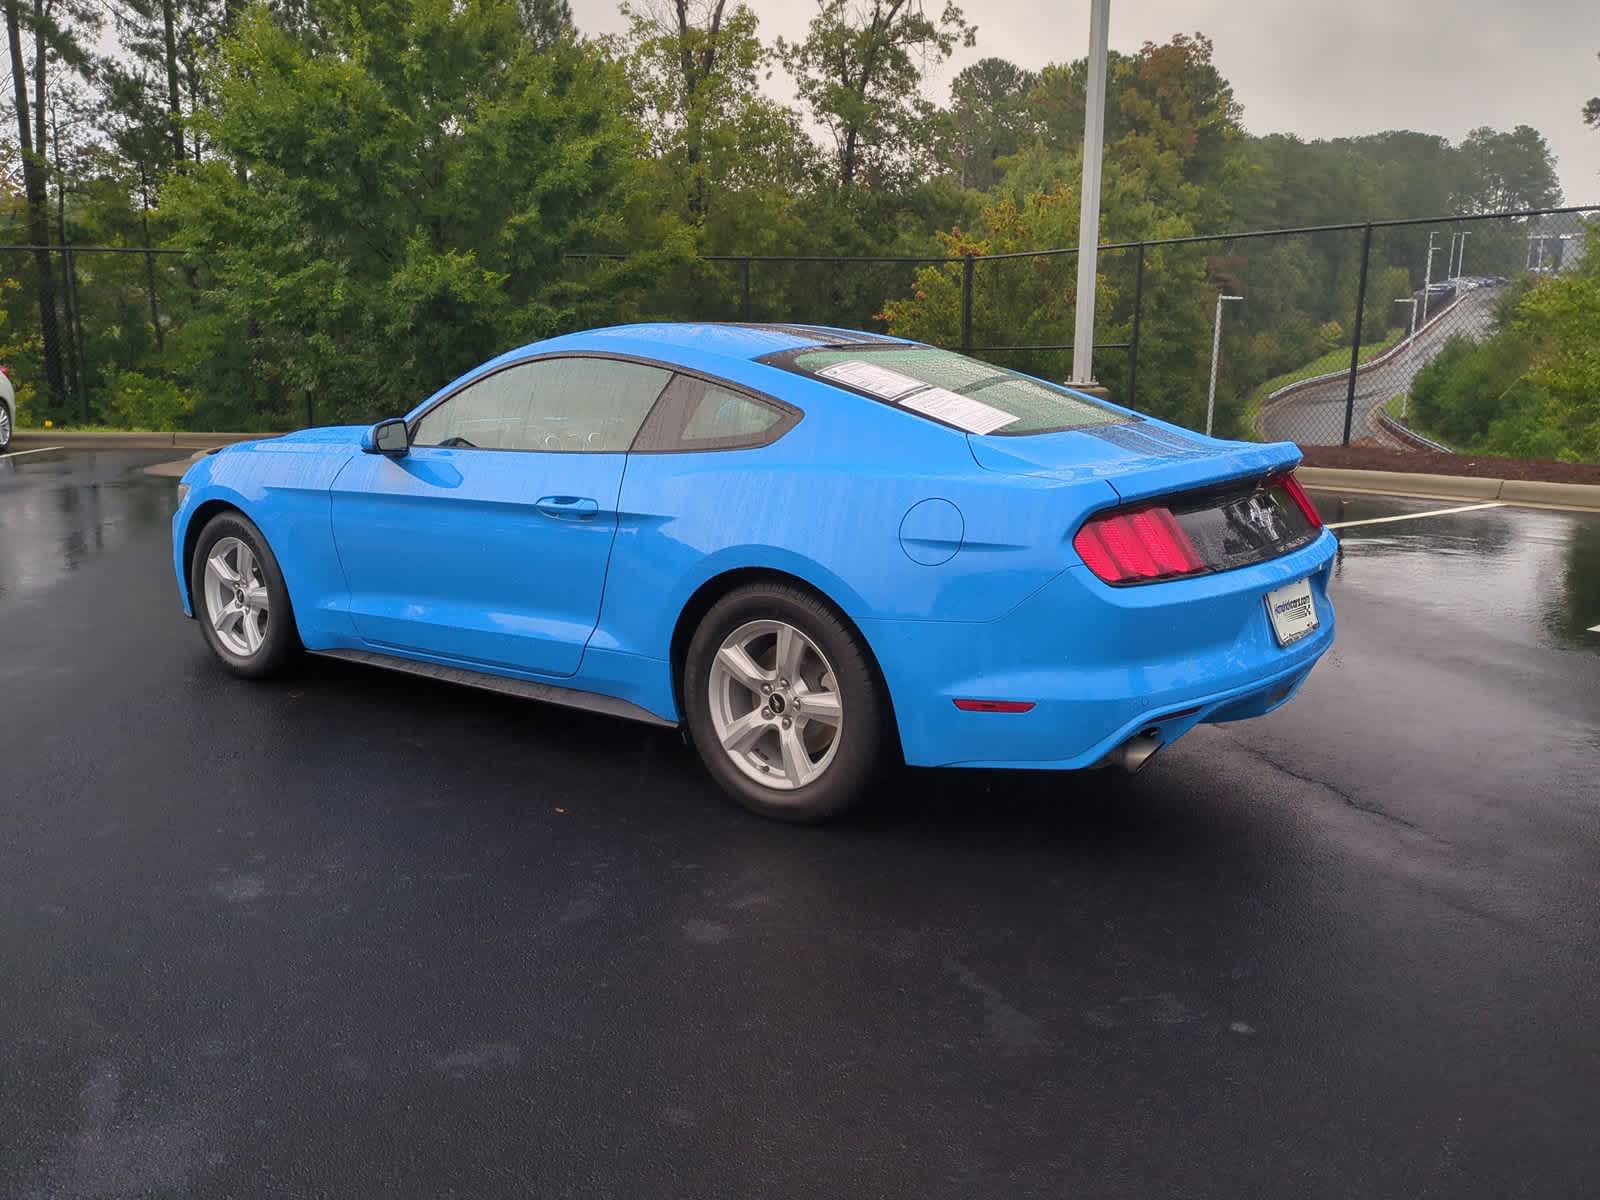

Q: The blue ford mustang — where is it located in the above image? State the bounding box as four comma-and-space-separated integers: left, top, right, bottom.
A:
172, 323, 1336, 821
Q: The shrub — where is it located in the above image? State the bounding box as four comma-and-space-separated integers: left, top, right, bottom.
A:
103, 371, 196, 431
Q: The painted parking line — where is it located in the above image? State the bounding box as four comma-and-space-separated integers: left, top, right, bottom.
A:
1, 445, 65, 459
1589, 624, 1600, 635
1326, 501, 1505, 530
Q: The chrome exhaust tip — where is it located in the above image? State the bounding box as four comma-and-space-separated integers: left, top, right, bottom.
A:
1109, 732, 1162, 774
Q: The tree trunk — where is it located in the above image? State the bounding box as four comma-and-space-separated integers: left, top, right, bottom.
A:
51, 108, 81, 408
161, 0, 185, 166
5, 0, 66, 407
31, 0, 44, 156
673, 0, 725, 222
184, 49, 202, 162
138, 168, 165, 352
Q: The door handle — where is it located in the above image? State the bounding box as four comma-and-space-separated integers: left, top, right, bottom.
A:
535, 495, 600, 520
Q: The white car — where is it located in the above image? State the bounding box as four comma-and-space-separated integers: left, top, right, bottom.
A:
0, 365, 13, 451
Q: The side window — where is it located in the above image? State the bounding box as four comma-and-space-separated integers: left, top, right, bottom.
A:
413, 362, 534, 449
632, 374, 798, 452
682, 384, 783, 443
413, 357, 671, 452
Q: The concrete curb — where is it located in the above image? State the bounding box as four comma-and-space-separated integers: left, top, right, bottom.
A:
1298, 466, 1600, 512
142, 454, 203, 478
11, 430, 262, 450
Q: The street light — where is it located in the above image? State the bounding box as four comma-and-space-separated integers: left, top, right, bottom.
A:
1393, 297, 1417, 420
1455, 231, 1469, 279
1421, 232, 1440, 324
1205, 293, 1242, 437
1069, 0, 1111, 386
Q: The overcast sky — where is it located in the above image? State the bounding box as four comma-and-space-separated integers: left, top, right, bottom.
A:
572, 0, 1600, 210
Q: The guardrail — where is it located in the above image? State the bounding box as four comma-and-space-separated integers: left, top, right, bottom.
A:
1376, 412, 1453, 453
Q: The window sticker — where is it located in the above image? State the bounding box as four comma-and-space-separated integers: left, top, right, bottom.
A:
898, 387, 1020, 435
816, 360, 926, 401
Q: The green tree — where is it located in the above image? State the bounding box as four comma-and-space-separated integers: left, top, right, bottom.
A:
1030, 37, 1240, 186
616, 0, 808, 225
940, 56, 1035, 190
880, 162, 1210, 427
163, 0, 657, 428
1452, 125, 1562, 213
1406, 228, 1600, 462
520, 0, 571, 47
1583, 51, 1598, 131
3, 0, 97, 410
779, 0, 973, 189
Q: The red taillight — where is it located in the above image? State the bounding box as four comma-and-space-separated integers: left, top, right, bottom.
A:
0, 365, 8, 378
953, 699, 1036, 713
1276, 472, 1323, 529
1073, 505, 1205, 584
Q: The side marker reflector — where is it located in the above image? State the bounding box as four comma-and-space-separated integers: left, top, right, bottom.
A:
953, 699, 1036, 713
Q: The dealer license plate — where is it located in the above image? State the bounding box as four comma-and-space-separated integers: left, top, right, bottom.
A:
1265, 577, 1319, 646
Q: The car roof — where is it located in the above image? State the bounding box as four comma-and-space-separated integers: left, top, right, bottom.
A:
533, 322, 911, 363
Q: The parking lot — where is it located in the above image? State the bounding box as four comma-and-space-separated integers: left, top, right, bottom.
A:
2, 446, 1597, 1198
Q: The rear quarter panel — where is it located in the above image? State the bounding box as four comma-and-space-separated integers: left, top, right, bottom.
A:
595, 360, 1119, 662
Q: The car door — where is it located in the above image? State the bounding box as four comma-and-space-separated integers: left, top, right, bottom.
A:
330, 355, 673, 678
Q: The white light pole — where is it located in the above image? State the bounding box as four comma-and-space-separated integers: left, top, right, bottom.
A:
1393, 297, 1417, 419
1205, 293, 1242, 437
1447, 232, 1459, 280
1069, 0, 1111, 386
1456, 231, 1469, 279
1421, 232, 1440, 324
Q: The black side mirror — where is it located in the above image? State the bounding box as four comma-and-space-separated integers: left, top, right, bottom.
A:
364, 418, 409, 457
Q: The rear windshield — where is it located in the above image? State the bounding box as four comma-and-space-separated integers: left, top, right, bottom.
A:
766, 345, 1130, 436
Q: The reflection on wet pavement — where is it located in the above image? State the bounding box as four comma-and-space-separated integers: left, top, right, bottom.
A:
1318, 491, 1600, 654
0, 449, 179, 602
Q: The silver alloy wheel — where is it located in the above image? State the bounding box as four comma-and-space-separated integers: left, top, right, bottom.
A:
708, 619, 845, 791
203, 536, 270, 657
0, 403, 10, 449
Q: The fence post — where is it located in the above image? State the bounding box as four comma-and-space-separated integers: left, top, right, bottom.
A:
960, 254, 975, 352
740, 257, 752, 321
1342, 223, 1374, 446
1128, 241, 1146, 408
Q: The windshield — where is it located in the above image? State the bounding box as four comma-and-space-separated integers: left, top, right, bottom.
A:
770, 344, 1131, 436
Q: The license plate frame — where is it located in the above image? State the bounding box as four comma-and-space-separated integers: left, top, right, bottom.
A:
1265, 577, 1319, 646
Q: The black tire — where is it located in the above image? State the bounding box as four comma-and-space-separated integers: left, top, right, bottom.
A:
683, 582, 890, 823
189, 511, 300, 679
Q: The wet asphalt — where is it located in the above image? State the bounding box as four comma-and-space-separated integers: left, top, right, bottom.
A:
2, 448, 1598, 1199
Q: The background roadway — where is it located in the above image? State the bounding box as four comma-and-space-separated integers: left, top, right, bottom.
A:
1260, 284, 1504, 447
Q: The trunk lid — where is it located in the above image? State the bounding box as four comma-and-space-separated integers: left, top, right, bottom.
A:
966, 420, 1300, 503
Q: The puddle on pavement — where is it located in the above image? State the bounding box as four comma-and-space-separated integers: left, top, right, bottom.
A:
1321, 493, 1600, 654
0, 452, 179, 603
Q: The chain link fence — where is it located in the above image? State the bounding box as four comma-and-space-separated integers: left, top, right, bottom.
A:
566, 205, 1598, 453
2, 205, 1595, 452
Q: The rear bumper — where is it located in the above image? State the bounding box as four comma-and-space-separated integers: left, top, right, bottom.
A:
862, 530, 1337, 770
